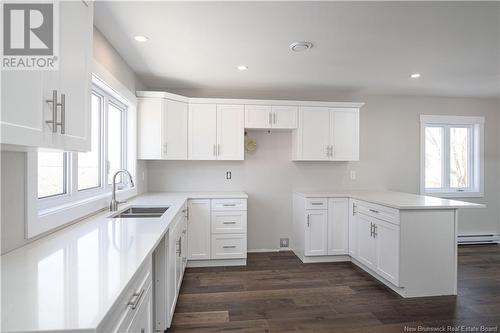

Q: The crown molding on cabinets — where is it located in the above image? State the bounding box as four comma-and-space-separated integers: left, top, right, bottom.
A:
136, 91, 364, 109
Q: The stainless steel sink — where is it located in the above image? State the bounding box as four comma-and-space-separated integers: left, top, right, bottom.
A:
111, 206, 169, 219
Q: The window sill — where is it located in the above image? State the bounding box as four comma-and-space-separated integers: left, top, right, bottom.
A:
423, 191, 484, 199
27, 187, 137, 239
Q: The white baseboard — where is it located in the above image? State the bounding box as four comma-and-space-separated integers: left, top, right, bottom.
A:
187, 259, 246, 267
247, 248, 290, 253
458, 233, 500, 245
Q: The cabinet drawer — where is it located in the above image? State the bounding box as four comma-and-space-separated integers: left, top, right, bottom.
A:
211, 234, 247, 259
211, 199, 247, 211
354, 200, 400, 225
305, 198, 328, 210
211, 211, 247, 234
104, 257, 152, 333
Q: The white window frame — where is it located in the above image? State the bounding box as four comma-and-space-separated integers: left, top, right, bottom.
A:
26, 73, 138, 239
420, 115, 484, 198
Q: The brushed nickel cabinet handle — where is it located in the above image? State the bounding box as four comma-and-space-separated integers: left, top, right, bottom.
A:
307, 214, 310, 227
223, 221, 236, 224
369, 209, 379, 214
223, 203, 237, 207
59, 93, 65, 134
223, 245, 236, 249
127, 289, 145, 310
46, 90, 58, 133
273, 112, 277, 124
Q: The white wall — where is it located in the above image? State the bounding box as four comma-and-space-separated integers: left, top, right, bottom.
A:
0, 27, 148, 254
147, 94, 500, 251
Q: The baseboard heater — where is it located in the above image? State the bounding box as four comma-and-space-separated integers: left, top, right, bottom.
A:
458, 234, 500, 245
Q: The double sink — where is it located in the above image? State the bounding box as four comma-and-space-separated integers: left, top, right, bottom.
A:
111, 206, 169, 219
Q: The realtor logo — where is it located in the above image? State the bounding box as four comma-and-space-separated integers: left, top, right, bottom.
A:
2, 2, 59, 70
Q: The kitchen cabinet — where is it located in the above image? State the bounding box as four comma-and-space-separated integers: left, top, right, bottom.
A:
244, 105, 297, 129
125, 285, 153, 333
356, 213, 377, 268
137, 97, 188, 160
292, 107, 359, 161
352, 200, 400, 286
327, 198, 349, 255
1, 1, 93, 152
137, 98, 188, 160
188, 104, 217, 160
216, 104, 245, 160
348, 199, 358, 258
304, 210, 328, 256
187, 199, 211, 260
188, 104, 244, 160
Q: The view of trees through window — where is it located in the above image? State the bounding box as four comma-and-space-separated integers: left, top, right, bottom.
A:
425, 125, 470, 191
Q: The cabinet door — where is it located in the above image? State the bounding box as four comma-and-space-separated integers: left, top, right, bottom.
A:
327, 198, 349, 255
127, 285, 153, 333
187, 200, 211, 260
56, 0, 93, 151
244, 105, 271, 129
304, 210, 328, 256
272, 106, 298, 129
163, 100, 188, 160
137, 98, 163, 159
374, 219, 400, 286
356, 213, 377, 269
216, 104, 244, 160
330, 108, 359, 161
188, 104, 217, 160
295, 107, 330, 160
348, 200, 358, 258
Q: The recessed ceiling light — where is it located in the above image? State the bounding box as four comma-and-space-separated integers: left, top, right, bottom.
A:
410, 73, 421, 79
134, 35, 149, 42
237, 65, 248, 71
290, 41, 313, 52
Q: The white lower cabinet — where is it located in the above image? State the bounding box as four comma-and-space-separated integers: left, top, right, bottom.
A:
295, 196, 349, 257
187, 200, 211, 260
211, 234, 247, 259
356, 213, 377, 268
125, 285, 153, 333
352, 201, 401, 287
304, 210, 328, 256
187, 198, 248, 263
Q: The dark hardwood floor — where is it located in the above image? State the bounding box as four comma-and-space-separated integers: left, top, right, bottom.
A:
169, 245, 500, 332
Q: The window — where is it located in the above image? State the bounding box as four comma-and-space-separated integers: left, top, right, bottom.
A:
421, 115, 484, 197
37, 152, 68, 199
36, 84, 130, 206
78, 93, 102, 191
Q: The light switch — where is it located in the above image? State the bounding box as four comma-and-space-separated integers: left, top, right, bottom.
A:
226, 171, 232, 180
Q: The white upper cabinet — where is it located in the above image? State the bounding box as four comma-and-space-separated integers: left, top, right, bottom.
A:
293, 107, 331, 161
188, 103, 244, 160
137, 97, 188, 160
188, 104, 217, 160
293, 106, 360, 161
244, 105, 297, 129
272, 106, 298, 129
244, 105, 272, 129
163, 100, 188, 160
1, 1, 93, 152
330, 108, 359, 161
216, 105, 244, 160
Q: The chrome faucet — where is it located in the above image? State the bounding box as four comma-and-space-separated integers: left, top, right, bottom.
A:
110, 169, 135, 211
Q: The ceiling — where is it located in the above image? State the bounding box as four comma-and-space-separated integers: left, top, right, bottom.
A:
94, 2, 499, 98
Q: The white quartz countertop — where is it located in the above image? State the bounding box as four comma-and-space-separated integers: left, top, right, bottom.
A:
294, 190, 485, 210
1, 191, 246, 333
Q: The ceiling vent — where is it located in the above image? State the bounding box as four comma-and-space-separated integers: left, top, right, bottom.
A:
289, 41, 313, 52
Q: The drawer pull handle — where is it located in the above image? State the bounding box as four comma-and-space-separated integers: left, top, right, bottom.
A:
223, 203, 237, 207
223, 245, 236, 249
311, 202, 323, 205
369, 209, 379, 214
223, 222, 236, 224
127, 288, 145, 310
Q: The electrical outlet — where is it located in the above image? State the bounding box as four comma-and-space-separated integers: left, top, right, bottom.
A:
350, 170, 356, 180
226, 171, 232, 180
280, 238, 289, 248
